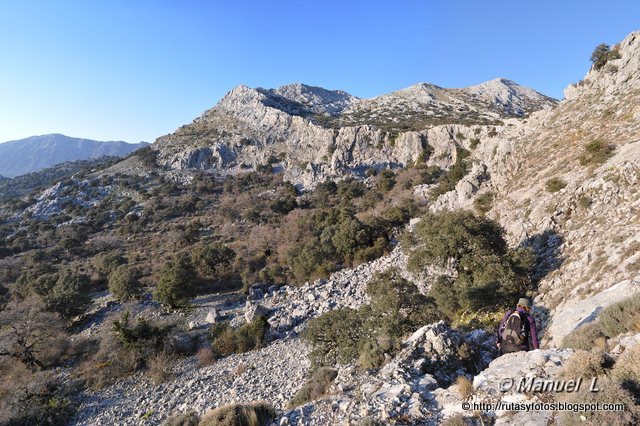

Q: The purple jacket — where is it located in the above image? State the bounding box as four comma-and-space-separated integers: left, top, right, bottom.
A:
497, 307, 539, 350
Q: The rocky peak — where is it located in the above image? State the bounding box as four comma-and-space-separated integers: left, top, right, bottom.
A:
564, 30, 640, 99
269, 83, 356, 116
214, 83, 356, 118
458, 78, 557, 116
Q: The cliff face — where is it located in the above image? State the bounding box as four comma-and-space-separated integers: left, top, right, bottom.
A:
152, 80, 555, 188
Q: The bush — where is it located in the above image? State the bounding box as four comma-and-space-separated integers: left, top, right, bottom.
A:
611, 345, 640, 399
545, 177, 567, 193
108, 265, 142, 301
154, 254, 198, 308
305, 270, 439, 368
430, 148, 470, 199
147, 352, 174, 385
590, 43, 621, 71
161, 410, 200, 426
579, 140, 614, 166
0, 361, 76, 425
558, 377, 639, 425
0, 299, 69, 370
45, 269, 92, 318
404, 210, 535, 317
563, 294, 640, 350
376, 169, 396, 192
210, 316, 269, 357
289, 367, 338, 407
93, 251, 126, 279
113, 311, 172, 369
192, 243, 235, 278
473, 191, 494, 215
561, 350, 611, 379
199, 402, 275, 426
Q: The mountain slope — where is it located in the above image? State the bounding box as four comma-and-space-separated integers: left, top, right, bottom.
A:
0, 134, 149, 177
152, 79, 555, 188
434, 31, 640, 346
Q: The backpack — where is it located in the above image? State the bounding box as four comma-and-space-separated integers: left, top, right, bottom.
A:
501, 311, 528, 346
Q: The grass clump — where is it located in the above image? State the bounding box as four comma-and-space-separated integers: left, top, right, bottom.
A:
579, 140, 614, 166
199, 402, 275, 426
209, 316, 269, 357
545, 177, 567, 193
455, 376, 474, 399
161, 410, 200, 426
562, 293, 640, 350
473, 191, 494, 215
289, 367, 338, 407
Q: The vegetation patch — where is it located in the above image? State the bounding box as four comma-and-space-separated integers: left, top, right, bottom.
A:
562, 293, 640, 350
579, 140, 615, 166
289, 367, 338, 407
545, 177, 567, 193
403, 210, 536, 319
304, 270, 440, 368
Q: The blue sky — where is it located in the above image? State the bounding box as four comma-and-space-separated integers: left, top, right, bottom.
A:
1, 1, 638, 143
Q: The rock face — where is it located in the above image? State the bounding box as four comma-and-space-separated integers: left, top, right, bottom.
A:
546, 279, 640, 346
152, 79, 555, 188
0, 134, 148, 177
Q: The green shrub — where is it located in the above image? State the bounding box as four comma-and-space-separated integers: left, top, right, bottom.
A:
199, 402, 275, 426
112, 311, 169, 354
563, 294, 640, 350
545, 177, 567, 193
45, 269, 92, 318
108, 265, 142, 301
430, 148, 470, 199
289, 367, 338, 407
154, 254, 197, 308
192, 243, 235, 277
403, 211, 535, 317
473, 191, 494, 215
590, 43, 622, 71
210, 316, 269, 357
376, 169, 396, 192
304, 270, 439, 368
469, 138, 480, 150
579, 140, 614, 166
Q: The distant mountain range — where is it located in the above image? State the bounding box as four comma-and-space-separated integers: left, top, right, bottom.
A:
0, 134, 149, 178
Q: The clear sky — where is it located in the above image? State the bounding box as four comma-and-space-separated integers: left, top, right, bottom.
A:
1, 1, 638, 144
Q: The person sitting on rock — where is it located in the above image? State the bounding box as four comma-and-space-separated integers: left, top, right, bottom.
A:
496, 297, 539, 354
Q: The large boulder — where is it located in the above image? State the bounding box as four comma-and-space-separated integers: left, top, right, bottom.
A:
245, 302, 270, 323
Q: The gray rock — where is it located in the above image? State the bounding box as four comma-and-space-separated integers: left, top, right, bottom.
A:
205, 308, 219, 324
245, 303, 270, 323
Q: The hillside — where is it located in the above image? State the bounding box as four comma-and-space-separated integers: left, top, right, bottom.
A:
0, 33, 638, 426
152, 79, 555, 189
0, 134, 148, 177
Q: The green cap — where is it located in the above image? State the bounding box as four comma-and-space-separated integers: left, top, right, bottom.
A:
517, 297, 532, 308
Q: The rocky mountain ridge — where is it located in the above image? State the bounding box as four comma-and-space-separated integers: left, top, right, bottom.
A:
152, 79, 555, 189
0, 134, 148, 178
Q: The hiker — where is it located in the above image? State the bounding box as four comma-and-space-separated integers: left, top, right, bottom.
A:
496, 297, 539, 354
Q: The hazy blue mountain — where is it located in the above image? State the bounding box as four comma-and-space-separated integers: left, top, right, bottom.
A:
0, 134, 149, 177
